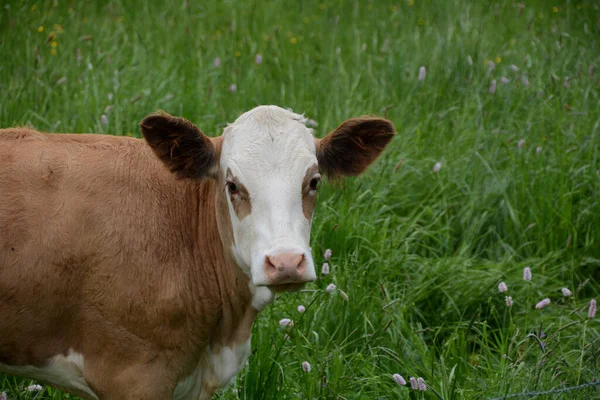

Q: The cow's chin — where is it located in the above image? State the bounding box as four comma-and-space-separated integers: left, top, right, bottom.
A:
267, 282, 307, 293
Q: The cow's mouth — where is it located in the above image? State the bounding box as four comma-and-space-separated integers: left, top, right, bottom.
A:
267, 282, 307, 293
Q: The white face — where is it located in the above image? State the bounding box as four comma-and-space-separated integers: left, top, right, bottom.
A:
219, 106, 319, 289
142, 105, 394, 303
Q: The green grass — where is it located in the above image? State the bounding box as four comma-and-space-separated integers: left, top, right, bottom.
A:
2, 0, 600, 399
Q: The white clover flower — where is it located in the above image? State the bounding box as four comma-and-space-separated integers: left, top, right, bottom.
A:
589, 299, 597, 319
306, 119, 318, 128
498, 282, 508, 293
535, 298, 551, 309
279, 318, 294, 327
392, 374, 406, 385
409, 377, 418, 390
27, 385, 43, 392
302, 361, 311, 372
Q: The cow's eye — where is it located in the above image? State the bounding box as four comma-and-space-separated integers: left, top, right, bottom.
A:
227, 182, 238, 194
309, 175, 321, 191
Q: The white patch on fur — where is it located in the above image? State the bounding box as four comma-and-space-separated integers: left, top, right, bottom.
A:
250, 283, 274, 311
220, 105, 318, 287
173, 364, 203, 400
0, 350, 98, 400
173, 340, 252, 400
208, 340, 252, 386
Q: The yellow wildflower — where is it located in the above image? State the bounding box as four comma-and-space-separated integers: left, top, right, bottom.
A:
408, 0, 414, 5
319, 4, 325, 10
552, 6, 558, 12
290, 37, 297, 44
234, 51, 241, 57
418, 18, 425, 25
391, 5, 397, 12
38, 25, 44, 32
542, 136, 547, 141
50, 48, 57, 55
51, 41, 58, 48
54, 24, 64, 33
495, 56, 502, 63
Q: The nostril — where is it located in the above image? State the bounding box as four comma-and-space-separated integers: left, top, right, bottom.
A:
296, 254, 306, 271
266, 256, 277, 271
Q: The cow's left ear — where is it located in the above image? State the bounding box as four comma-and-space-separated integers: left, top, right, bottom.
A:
140, 111, 220, 179
316, 117, 395, 178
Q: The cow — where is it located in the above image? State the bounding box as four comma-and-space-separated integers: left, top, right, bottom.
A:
0, 105, 394, 399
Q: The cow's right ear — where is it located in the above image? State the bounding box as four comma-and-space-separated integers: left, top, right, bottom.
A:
140, 111, 220, 179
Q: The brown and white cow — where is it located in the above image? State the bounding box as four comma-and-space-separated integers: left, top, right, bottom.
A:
0, 105, 394, 399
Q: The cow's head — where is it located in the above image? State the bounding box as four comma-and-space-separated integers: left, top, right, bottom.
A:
141, 106, 394, 305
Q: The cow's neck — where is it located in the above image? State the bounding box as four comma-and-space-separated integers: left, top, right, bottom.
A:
186, 178, 257, 348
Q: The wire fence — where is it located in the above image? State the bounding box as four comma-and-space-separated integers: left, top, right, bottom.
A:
490, 380, 600, 399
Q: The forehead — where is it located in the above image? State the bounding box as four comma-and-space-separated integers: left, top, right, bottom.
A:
220, 106, 316, 175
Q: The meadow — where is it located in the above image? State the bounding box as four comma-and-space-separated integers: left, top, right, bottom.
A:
1, 0, 600, 398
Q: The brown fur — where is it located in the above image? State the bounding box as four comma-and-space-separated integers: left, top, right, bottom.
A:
140, 111, 219, 179
316, 117, 395, 178
0, 127, 254, 399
